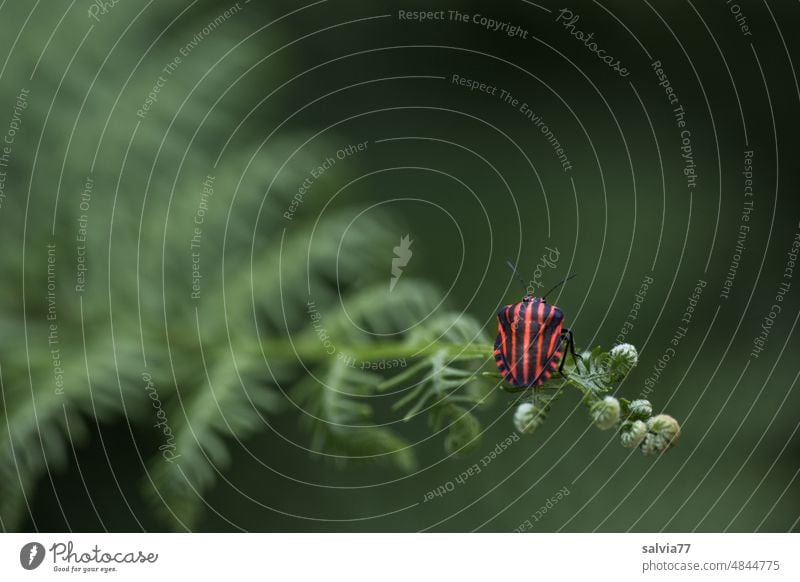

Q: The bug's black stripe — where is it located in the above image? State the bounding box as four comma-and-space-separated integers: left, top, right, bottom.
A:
536, 302, 554, 379
520, 301, 536, 385
520, 301, 547, 385
534, 301, 547, 383
519, 302, 529, 382
513, 300, 529, 380
541, 307, 565, 380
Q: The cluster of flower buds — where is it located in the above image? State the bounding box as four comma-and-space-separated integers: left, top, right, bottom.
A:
510, 342, 681, 456
618, 398, 680, 455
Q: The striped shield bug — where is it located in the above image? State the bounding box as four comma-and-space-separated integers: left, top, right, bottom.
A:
494, 261, 580, 389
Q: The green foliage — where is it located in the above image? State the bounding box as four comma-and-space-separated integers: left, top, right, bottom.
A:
293, 359, 415, 471
0, 1, 445, 530
0, 2, 682, 533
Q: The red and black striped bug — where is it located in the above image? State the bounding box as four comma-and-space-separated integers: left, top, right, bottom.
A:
494, 262, 580, 389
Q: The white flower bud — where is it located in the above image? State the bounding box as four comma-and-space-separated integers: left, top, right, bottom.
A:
609, 343, 639, 374
628, 399, 652, 419
641, 414, 681, 455
620, 420, 648, 448
648, 414, 680, 442
514, 402, 546, 434
590, 396, 621, 430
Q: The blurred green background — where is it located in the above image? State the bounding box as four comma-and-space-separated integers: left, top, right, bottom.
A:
0, 0, 798, 532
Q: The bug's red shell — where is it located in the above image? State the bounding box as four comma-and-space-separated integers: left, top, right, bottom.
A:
494, 297, 564, 387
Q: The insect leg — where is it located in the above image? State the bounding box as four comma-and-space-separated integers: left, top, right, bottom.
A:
557, 335, 569, 377
558, 328, 581, 376
565, 328, 581, 363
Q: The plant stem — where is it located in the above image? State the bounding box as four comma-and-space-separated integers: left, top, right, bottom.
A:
256, 339, 492, 364
256, 338, 602, 406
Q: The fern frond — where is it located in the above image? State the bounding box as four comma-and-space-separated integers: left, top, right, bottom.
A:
292, 359, 416, 472
145, 344, 286, 528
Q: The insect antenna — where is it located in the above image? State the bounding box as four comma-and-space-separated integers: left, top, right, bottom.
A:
506, 259, 528, 293
542, 273, 578, 301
